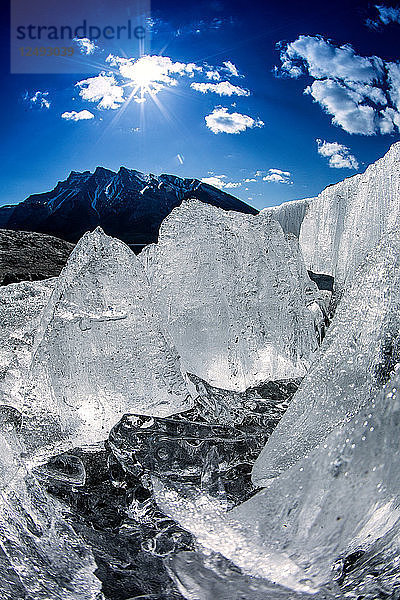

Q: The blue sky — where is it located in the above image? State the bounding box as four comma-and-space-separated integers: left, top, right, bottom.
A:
1, 0, 400, 210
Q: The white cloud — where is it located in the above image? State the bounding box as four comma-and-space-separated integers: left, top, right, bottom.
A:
73, 37, 98, 55
76, 73, 124, 109
263, 169, 293, 184
201, 175, 226, 189
202, 61, 240, 83
24, 90, 50, 109
280, 35, 383, 83
244, 178, 257, 182
316, 139, 359, 169
61, 109, 95, 121
206, 69, 221, 81
277, 35, 400, 136
191, 81, 250, 96
305, 79, 377, 135
205, 107, 264, 134
72, 53, 251, 130
201, 175, 241, 190
367, 5, 400, 28
223, 61, 240, 77
379, 107, 400, 134
387, 62, 400, 110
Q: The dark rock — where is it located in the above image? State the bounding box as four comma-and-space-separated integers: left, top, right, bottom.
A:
0, 229, 74, 286
308, 270, 334, 292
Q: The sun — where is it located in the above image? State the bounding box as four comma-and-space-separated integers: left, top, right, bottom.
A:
118, 55, 172, 102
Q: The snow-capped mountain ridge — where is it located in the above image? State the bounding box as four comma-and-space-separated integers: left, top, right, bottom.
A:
0, 167, 256, 246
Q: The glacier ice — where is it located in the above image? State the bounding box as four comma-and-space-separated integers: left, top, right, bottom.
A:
252, 224, 400, 484
154, 366, 400, 595
0, 279, 55, 408
108, 382, 287, 512
141, 199, 321, 391
24, 227, 192, 461
166, 550, 316, 600
1, 143, 400, 599
299, 141, 400, 288
234, 366, 400, 591
0, 412, 102, 600
261, 198, 310, 237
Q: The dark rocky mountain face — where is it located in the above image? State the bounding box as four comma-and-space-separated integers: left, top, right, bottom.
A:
0, 229, 74, 286
0, 167, 257, 246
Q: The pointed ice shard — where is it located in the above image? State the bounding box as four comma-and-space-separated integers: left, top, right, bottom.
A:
152, 477, 318, 594
25, 227, 191, 459
231, 366, 400, 592
252, 224, 400, 484
141, 200, 319, 391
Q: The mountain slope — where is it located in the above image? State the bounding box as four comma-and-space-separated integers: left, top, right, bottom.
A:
0, 167, 257, 246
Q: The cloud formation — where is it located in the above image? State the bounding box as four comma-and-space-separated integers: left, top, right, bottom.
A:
205, 107, 264, 134
367, 5, 400, 28
23, 90, 50, 110
305, 79, 377, 135
223, 61, 240, 77
225, 181, 242, 188
201, 175, 242, 189
279, 35, 383, 82
72, 53, 257, 136
277, 35, 400, 135
76, 73, 124, 109
73, 37, 98, 55
61, 110, 95, 121
316, 139, 359, 169
205, 69, 221, 81
262, 169, 293, 184
191, 81, 249, 96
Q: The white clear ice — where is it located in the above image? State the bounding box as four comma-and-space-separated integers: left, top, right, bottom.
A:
141, 200, 320, 392
25, 227, 192, 461
261, 198, 310, 237
299, 141, 400, 288
155, 365, 400, 595
252, 224, 400, 484
0, 415, 102, 600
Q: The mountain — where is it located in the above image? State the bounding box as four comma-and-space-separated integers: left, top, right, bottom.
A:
0, 229, 74, 286
0, 167, 257, 247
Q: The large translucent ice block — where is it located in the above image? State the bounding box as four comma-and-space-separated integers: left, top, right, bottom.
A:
141, 200, 319, 392
27, 227, 191, 460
